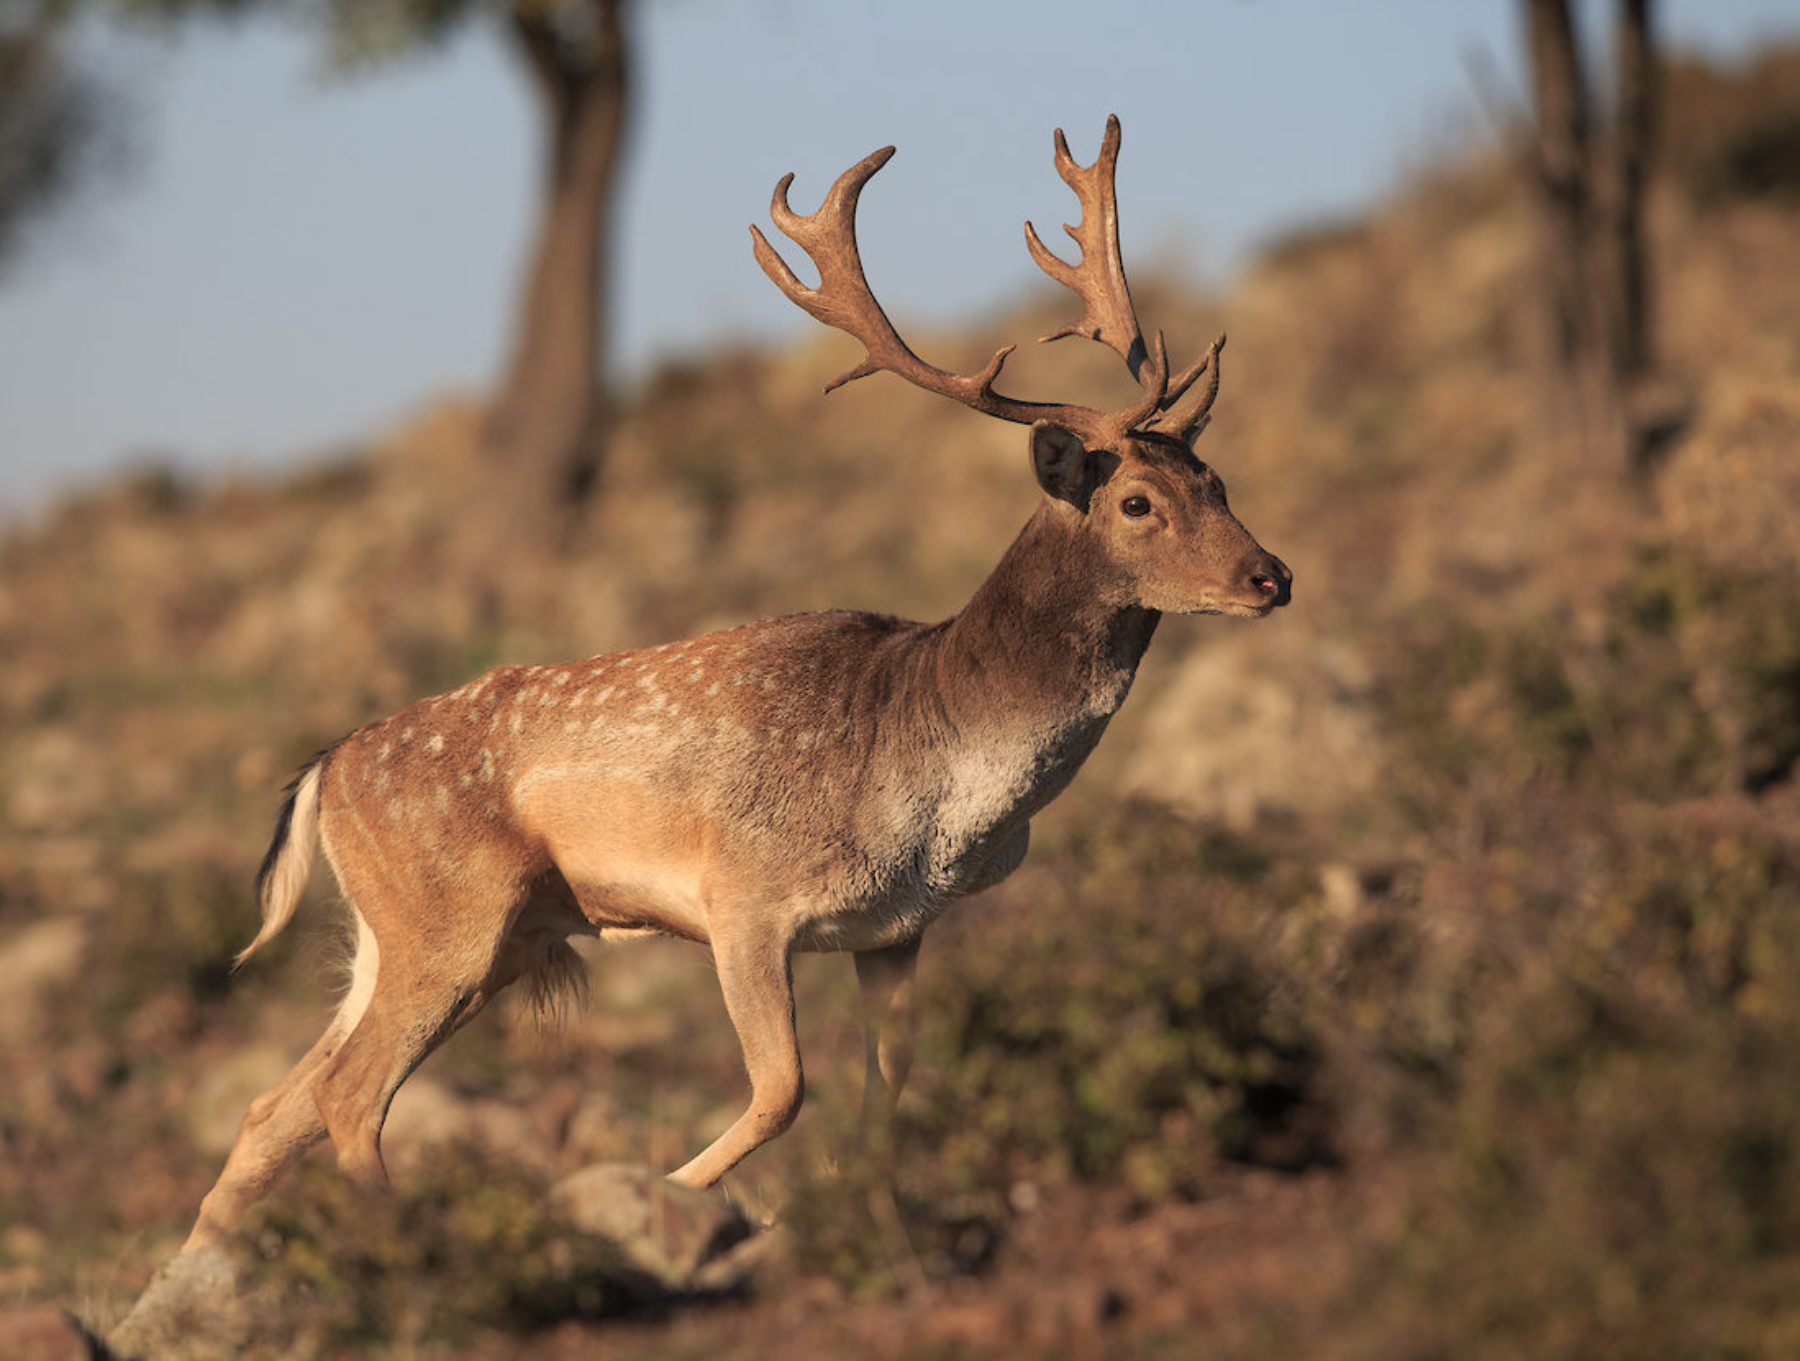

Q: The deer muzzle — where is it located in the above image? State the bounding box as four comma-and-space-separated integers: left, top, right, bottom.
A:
1248, 551, 1293, 610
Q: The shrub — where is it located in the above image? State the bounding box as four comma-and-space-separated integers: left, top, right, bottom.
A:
903, 805, 1332, 1201
232, 1145, 643, 1353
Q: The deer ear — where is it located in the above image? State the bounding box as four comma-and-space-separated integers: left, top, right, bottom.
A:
1030, 421, 1096, 509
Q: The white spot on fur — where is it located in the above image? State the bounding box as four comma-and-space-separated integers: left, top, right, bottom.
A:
377, 742, 391, 763
426, 734, 445, 755
509, 713, 523, 734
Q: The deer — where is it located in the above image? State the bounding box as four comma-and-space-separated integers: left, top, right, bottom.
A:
178, 115, 1290, 1254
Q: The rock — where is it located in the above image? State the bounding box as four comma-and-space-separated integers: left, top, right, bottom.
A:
547, 1163, 757, 1293
106, 1245, 253, 1361
381, 1074, 552, 1176
1125, 632, 1385, 825
0, 1307, 111, 1361
184, 1043, 294, 1158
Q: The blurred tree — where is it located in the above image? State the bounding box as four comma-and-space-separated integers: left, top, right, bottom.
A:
1523, 0, 1666, 476
324, 0, 634, 531
0, 15, 113, 281
66, 0, 631, 531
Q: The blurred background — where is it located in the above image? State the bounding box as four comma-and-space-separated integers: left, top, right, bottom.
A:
3, 1, 1800, 1356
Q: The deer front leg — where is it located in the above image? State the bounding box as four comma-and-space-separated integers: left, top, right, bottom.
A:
854, 937, 921, 1153
668, 925, 803, 1188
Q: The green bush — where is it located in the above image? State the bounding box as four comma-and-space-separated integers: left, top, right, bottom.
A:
1381, 548, 1800, 811
1312, 808, 1800, 1361
903, 806, 1332, 1200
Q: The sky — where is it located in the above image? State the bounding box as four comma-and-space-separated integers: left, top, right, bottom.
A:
1, 0, 1795, 516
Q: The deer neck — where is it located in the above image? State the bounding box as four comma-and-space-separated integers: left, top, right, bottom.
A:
936, 500, 1160, 733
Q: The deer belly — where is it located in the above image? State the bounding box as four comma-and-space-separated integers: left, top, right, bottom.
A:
516, 767, 714, 942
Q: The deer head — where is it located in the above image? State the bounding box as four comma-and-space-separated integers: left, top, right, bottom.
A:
752, 114, 1292, 619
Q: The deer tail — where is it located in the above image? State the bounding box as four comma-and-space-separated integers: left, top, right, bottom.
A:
235, 753, 329, 971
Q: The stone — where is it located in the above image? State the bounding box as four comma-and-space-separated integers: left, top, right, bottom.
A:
106, 1245, 253, 1361
546, 1162, 756, 1293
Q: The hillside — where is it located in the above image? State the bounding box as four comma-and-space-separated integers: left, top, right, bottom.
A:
4, 56, 1800, 1358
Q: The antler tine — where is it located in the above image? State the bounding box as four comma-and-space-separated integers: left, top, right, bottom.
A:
749, 146, 917, 392
1150, 333, 1226, 441
1024, 114, 1157, 388
1112, 328, 1172, 435
752, 145, 1115, 441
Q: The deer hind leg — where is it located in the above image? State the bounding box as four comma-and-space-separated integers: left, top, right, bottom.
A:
309, 907, 520, 1191
667, 925, 804, 1189
854, 937, 922, 1153
181, 910, 383, 1252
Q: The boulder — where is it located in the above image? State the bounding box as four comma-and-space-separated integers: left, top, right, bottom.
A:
106, 1246, 253, 1361
547, 1162, 762, 1293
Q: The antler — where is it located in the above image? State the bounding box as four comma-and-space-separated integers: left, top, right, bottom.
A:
752, 119, 1224, 449
1025, 114, 1169, 428
751, 147, 1120, 445
1152, 333, 1226, 442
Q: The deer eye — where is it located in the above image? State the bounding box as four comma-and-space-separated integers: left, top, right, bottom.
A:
1121, 494, 1152, 519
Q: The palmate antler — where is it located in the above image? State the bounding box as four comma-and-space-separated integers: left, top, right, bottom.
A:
751, 115, 1224, 448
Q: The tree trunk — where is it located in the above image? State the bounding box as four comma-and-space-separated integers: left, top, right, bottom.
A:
1611, 0, 1657, 469
1525, 0, 1601, 409
1522, 0, 1667, 476
486, 0, 631, 528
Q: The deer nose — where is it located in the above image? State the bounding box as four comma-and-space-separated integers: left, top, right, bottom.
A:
1249, 554, 1292, 607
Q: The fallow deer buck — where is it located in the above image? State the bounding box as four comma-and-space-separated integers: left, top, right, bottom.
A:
181, 116, 1290, 1253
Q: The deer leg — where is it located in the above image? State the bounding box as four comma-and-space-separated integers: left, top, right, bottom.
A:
180, 909, 384, 1252
310, 978, 490, 1189
181, 1025, 339, 1252
854, 938, 921, 1152
668, 927, 803, 1188
308, 907, 520, 1190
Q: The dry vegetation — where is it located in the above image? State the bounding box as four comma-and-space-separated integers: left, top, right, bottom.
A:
4, 52, 1800, 1359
